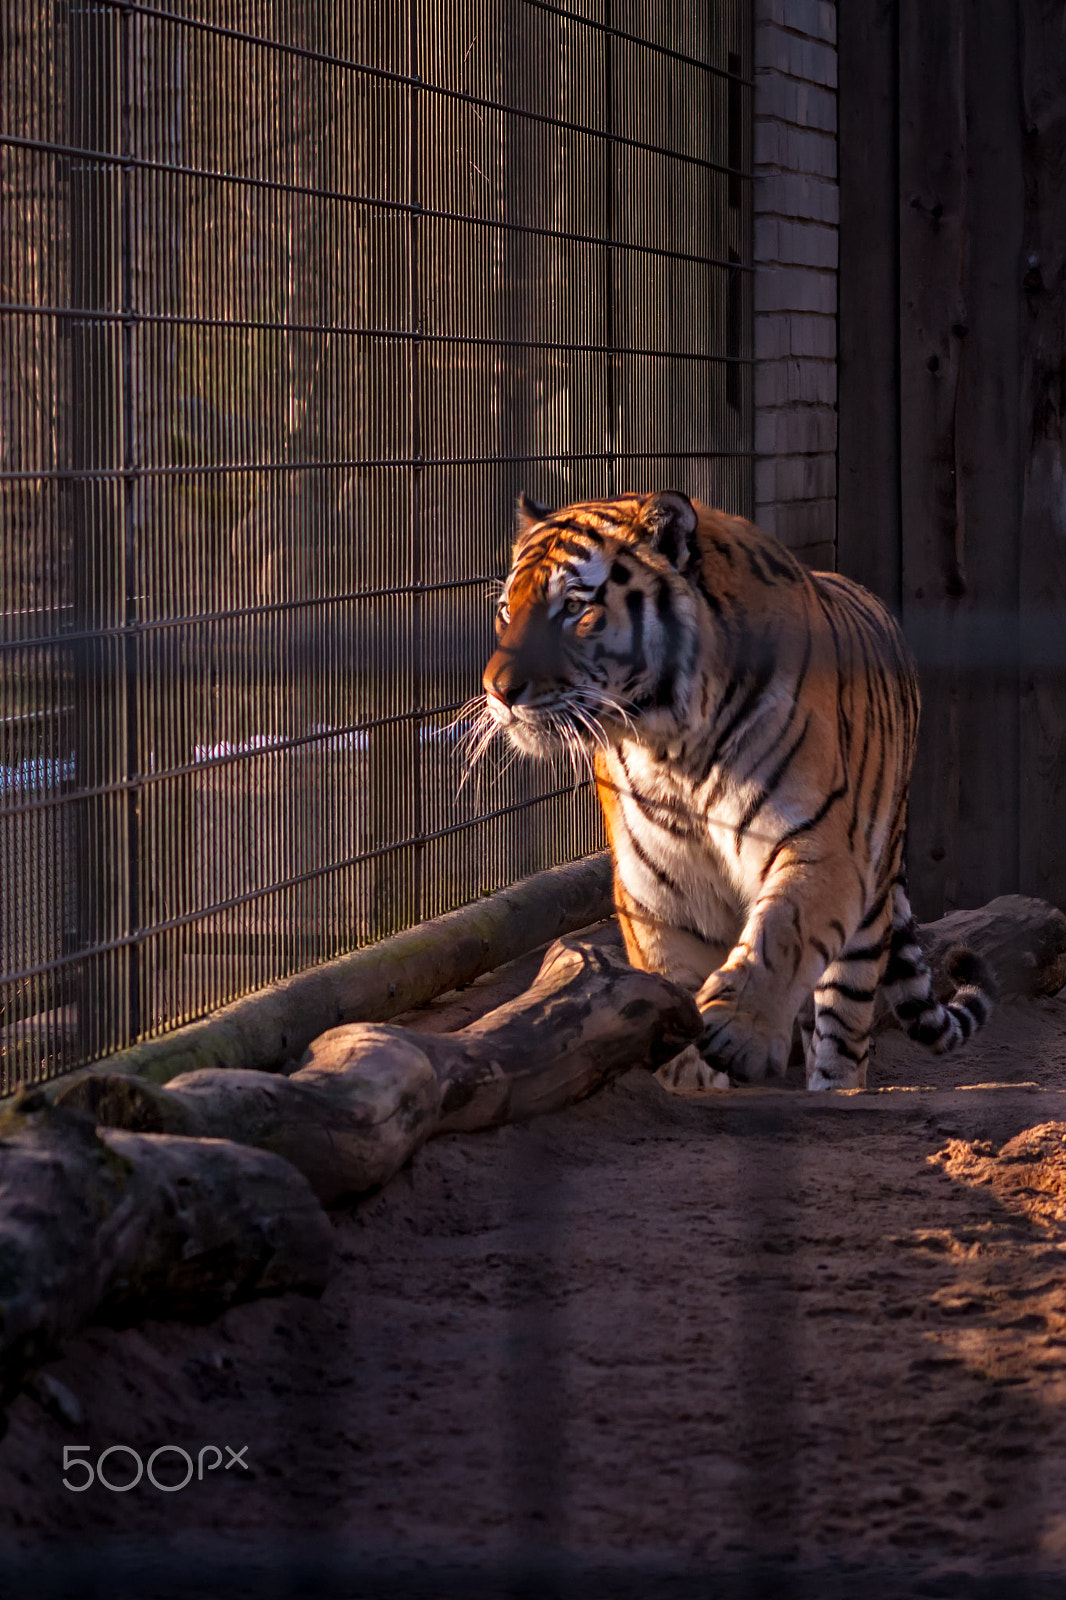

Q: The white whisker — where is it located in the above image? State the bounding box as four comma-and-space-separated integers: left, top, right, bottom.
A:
570, 684, 637, 738
455, 698, 502, 800
569, 702, 610, 755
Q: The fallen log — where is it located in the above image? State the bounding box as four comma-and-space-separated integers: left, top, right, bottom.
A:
58, 938, 703, 1204
83, 852, 613, 1086
59, 1029, 443, 1208
0, 1096, 332, 1409
15, 899, 1060, 1390
916, 894, 1066, 1002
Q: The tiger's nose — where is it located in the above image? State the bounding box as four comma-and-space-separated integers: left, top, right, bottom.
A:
482, 653, 528, 709
488, 676, 527, 708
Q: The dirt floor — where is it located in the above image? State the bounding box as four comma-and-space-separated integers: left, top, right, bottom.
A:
4, 931, 1066, 1598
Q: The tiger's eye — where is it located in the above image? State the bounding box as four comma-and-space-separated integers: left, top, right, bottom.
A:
563, 596, 585, 618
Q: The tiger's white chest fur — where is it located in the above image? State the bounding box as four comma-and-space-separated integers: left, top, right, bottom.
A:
603, 662, 833, 899
604, 737, 765, 951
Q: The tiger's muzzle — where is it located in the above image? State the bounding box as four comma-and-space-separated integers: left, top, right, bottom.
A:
482, 605, 566, 716
482, 604, 576, 755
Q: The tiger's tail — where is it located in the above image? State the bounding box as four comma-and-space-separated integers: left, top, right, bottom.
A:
882, 884, 998, 1053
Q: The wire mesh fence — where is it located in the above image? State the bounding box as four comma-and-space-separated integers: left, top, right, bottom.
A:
0, 0, 753, 1091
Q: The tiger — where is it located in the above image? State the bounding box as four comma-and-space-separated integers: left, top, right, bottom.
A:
477, 489, 997, 1091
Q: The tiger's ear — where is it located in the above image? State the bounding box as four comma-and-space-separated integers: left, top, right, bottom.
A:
637, 491, 698, 573
516, 492, 552, 536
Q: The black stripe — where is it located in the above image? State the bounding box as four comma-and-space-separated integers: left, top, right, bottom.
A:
616, 750, 698, 839
741, 543, 772, 583
653, 577, 684, 708
911, 1019, 949, 1046
625, 825, 682, 892
844, 624, 880, 849
699, 672, 743, 769
863, 643, 895, 850
734, 713, 812, 846
813, 1033, 865, 1065
624, 588, 646, 676
758, 545, 801, 583
882, 954, 920, 984
841, 939, 887, 964
951, 1006, 975, 1040
544, 517, 605, 543
695, 569, 724, 616
738, 539, 800, 586
895, 996, 934, 1021
858, 888, 891, 931
760, 780, 849, 879
553, 537, 597, 561
815, 980, 877, 1004
701, 630, 777, 777
732, 616, 813, 804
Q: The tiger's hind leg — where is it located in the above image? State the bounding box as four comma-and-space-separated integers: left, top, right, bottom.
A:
881, 882, 997, 1050
805, 903, 893, 1091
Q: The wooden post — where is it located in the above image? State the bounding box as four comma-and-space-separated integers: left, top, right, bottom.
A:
837, 0, 902, 611
854, 7, 1052, 917
897, 0, 967, 920
951, 3, 1023, 908
1019, 1, 1066, 913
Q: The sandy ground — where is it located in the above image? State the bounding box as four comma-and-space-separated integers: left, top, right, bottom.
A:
4, 932, 1066, 1598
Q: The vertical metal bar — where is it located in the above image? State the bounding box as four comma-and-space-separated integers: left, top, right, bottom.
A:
603, 0, 616, 497
410, 0, 424, 925
69, 0, 124, 1062
120, 0, 141, 1042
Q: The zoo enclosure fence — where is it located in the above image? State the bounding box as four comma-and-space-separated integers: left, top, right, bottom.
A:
0, 0, 754, 1092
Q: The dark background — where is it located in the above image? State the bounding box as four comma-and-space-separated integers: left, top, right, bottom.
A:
838, 0, 1066, 921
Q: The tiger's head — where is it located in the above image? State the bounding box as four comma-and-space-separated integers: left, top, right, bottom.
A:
480, 490, 704, 761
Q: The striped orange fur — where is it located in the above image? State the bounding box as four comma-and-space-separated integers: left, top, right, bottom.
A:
480, 491, 996, 1089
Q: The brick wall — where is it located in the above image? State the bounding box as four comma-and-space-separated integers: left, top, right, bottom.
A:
752, 0, 838, 570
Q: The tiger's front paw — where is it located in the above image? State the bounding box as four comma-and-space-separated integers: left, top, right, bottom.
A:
697, 1000, 790, 1083
656, 1043, 732, 1095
